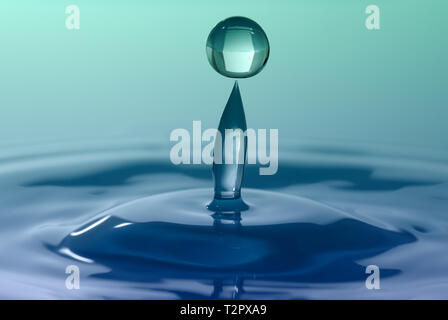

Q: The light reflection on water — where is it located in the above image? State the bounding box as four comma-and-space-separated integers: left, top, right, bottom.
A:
0, 137, 447, 299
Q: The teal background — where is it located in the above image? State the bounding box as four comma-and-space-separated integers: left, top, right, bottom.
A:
0, 1, 446, 148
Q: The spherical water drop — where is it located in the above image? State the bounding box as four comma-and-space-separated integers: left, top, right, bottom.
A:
206, 16, 270, 78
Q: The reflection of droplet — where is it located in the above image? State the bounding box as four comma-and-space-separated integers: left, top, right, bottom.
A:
206, 16, 270, 78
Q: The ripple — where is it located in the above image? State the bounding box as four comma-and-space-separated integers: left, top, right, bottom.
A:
50, 189, 415, 285
0, 139, 447, 299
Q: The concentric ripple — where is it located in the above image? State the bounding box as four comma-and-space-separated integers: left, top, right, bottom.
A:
0, 137, 447, 299
51, 189, 416, 283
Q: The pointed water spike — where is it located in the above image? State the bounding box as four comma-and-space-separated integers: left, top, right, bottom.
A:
211, 80, 247, 200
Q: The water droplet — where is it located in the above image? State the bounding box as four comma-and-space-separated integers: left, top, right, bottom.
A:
206, 16, 270, 78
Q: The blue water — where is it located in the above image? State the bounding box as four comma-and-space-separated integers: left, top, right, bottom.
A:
0, 137, 447, 299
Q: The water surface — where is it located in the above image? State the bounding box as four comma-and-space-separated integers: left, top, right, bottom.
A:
0, 137, 447, 299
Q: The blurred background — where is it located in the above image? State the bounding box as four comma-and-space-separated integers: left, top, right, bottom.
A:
0, 0, 446, 149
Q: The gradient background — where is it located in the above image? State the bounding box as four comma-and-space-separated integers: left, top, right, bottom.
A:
0, 0, 446, 150
0, 0, 447, 300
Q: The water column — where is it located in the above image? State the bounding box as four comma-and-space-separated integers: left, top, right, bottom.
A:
205, 16, 270, 205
